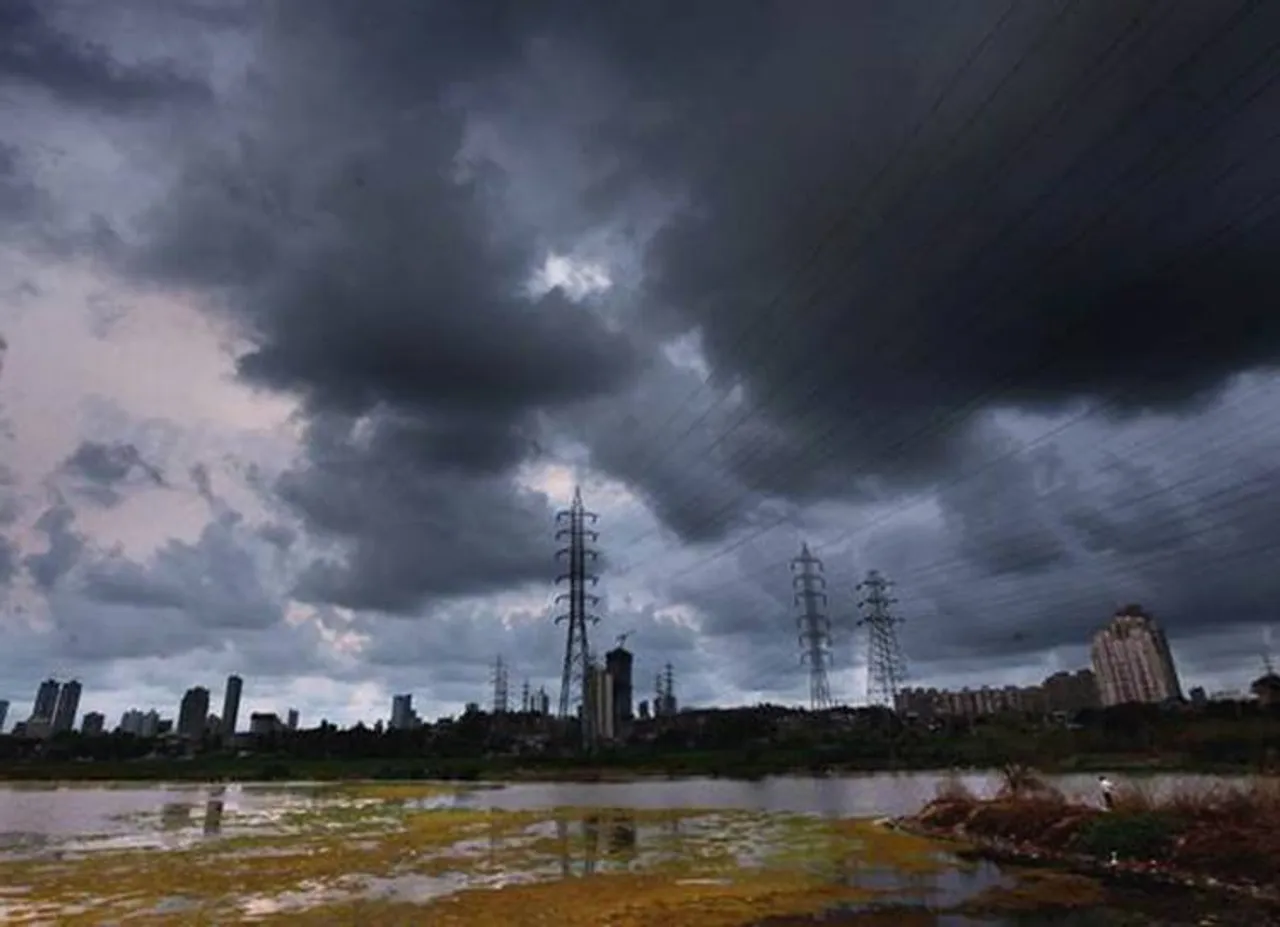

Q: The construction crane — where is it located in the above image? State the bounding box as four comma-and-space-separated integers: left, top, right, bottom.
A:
616, 630, 635, 649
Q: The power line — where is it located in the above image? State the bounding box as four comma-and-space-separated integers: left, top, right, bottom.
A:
616, 0, 1269, 568
627, 42, 1280, 586
611, 0, 1206, 551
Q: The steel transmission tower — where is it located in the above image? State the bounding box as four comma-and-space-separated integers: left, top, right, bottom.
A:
792, 543, 833, 711
857, 570, 907, 708
520, 679, 531, 714
555, 487, 601, 721
491, 655, 510, 715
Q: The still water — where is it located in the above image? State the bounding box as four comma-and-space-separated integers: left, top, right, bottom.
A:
0, 772, 1255, 926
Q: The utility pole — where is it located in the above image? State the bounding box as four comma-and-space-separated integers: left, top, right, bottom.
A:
857, 570, 907, 709
555, 487, 600, 747
792, 543, 833, 711
491, 656, 509, 715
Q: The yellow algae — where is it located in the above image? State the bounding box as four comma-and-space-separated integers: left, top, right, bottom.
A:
0, 784, 967, 926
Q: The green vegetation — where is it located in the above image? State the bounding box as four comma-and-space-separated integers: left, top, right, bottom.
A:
2, 700, 1277, 782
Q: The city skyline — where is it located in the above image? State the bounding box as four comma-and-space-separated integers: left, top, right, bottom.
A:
3, 3, 1280, 727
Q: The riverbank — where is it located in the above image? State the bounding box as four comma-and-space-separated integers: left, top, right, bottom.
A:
893, 771, 1280, 913
0, 749, 1262, 784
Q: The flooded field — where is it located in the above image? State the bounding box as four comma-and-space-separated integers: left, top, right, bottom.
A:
0, 774, 1255, 925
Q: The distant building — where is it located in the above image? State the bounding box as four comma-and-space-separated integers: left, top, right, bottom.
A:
249, 712, 285, 736
584, 664, 615, 742
81, 712, 105, 737
637, 699, 651, 721
1251, 673, 1280, 708
1041, 670, 1100, 713
178, 687, 211, 739
221, 675, 243, 738
31, 678, 60, 723
1188, 686, 1208, 707
119, 709, 162, 737
390, 694, 417, 730
535, 688, 550, 716
606, 647, 634, 733
287, 708, 299, 731
51, 680, 82, 735
0, 698, 9, 733
1091, 605, 1183, 706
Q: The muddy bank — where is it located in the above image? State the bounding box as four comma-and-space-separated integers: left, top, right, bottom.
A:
888, 778, 1280, 922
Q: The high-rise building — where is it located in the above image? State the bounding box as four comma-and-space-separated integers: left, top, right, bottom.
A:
0, 698, 9, 732
31, 678, 60, 721
286, 708, 299, 731
81, 712, 105, 736
584, 664, 615, 743
390, 694, 414, 730
1042, 669, 1100, 713
51, 680, 82, 734
605, 646, 634, 732
1091, 606, 1183, 706
221, 675, 243, 738
178, 687, 211, 739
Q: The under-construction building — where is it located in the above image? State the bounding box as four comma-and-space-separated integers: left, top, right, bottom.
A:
605, 645, 634, 734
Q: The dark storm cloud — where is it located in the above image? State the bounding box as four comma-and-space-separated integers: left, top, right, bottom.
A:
0, 143, 45, 229
59, 440, 165, 507
0, 0, 211, 111
278, 414, 555, 614
511, 0, 1280, 542
0, 534, 17, 586
23, 502, 85, 590
120, 4, 644, 617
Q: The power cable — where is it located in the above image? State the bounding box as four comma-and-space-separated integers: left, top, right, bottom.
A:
621, 17, 1280, 580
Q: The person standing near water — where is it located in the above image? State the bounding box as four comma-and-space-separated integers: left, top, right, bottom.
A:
1098, 775, 1116, 810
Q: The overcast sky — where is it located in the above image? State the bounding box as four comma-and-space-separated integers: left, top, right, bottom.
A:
3, 0, 1279, 730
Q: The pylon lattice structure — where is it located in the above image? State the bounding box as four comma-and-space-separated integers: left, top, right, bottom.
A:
520, 679, 531, 713
857, 570, 907, 708
491, 655, 509, 715
792, 543, 833, 711
555, 486, 601, 726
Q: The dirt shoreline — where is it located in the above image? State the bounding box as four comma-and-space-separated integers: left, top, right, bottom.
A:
889, 808, 1280, 908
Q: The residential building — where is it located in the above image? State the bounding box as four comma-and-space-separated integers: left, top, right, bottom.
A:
221, 675, 243, 738
0, 698, 9, 732
81, 712, 106, 736
1041, 669, 1100, 713
1091, 605, 1183, 706
51, 680, 82, 734
119, 709, 162, 737
31, 678, 60, 722
584, 664, 615, 742
249, 712, 284, 736
177, 687, 211, 739
287, 708, 299, 731
1252, 672, 1280, 708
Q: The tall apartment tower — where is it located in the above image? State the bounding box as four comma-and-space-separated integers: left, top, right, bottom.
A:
31, 678, 60, 721
1091, 605, 1183, 706
51, 680, 82, 734
221, 675, 243, 738
0, 698, 9, 732
390, 694, 414, 730
178, 686, 211, 739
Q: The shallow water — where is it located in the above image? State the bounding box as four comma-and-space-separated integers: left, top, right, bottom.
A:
0, 773, 1256, 925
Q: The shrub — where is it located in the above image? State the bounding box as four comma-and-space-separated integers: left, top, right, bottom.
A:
966, 796, 1069, 843
996, 763, 1057, 800
935, 772, 976, 803
1074, 811, 1182, 860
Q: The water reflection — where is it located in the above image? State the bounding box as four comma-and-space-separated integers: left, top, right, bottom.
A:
160, 803, 194, 831
203, 798, 224, 836
550, 810, 638, 877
